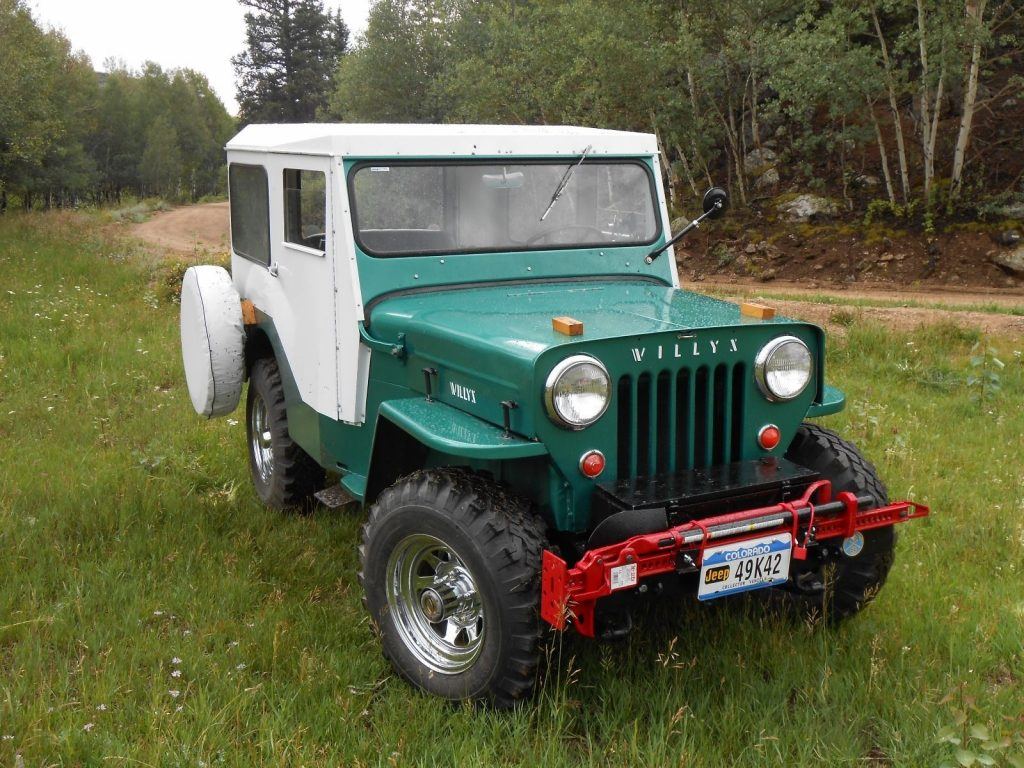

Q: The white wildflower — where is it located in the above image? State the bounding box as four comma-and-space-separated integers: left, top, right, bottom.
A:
83, 723, 95, 732
168, 690, 180, 699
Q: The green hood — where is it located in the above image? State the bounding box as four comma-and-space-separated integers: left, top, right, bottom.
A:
369, 278, 799, 365
368, 278, 821, 435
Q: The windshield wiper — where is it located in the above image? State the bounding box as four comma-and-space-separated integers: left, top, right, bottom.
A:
539, 144, 592, 221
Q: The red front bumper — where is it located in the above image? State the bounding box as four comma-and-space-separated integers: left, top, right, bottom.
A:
540, 480, 929, 637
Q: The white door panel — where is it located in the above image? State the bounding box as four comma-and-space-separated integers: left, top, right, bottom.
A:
230, 152, 340, 420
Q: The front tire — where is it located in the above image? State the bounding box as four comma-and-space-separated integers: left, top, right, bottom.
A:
359, 469, 546, 707
783, 423, 896, 622
245, 356, 324, 510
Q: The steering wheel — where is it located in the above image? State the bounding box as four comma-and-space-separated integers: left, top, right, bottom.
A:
525, 224, 605, 246
302, 232, 326, 251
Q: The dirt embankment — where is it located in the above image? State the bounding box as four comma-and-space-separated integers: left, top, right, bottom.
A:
132, 202, 1024, 337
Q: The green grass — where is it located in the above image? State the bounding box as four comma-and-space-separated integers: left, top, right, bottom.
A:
1, 213, 1022, 766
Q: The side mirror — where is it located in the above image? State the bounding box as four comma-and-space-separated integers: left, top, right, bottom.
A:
702, 186, 728, 219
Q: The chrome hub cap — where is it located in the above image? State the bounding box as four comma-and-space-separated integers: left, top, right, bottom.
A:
385, 534, 484, 675
250, 393, 274, 484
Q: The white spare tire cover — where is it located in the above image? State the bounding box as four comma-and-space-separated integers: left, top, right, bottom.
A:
180, 265, 245, 418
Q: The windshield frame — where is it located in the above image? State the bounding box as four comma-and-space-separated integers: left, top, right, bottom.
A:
346, 157, 662, 259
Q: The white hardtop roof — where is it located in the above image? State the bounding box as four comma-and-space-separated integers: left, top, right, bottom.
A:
226, 123, 658, 158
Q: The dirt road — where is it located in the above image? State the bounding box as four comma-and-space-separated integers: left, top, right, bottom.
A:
132, 201, 230, 254
134, 202, 1024, 336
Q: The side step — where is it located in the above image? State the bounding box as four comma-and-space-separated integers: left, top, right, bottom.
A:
314, 484, 356, 509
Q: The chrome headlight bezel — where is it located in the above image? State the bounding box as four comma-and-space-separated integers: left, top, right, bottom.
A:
544, 354, 611, 430
754, 335, 813, 402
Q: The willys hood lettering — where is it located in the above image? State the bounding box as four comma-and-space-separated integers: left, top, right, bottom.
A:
630, 338, 739, 363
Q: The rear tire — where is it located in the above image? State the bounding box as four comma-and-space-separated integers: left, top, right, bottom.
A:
783, 423, 896, 622
245, 356, 324, 510
359, 468, 547, 708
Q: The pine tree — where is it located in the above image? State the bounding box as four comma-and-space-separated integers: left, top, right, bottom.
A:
232, 0, 349, 124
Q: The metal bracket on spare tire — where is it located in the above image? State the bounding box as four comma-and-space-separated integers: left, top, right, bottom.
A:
180, 265, 245, 418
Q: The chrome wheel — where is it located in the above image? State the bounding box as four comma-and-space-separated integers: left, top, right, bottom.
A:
385, 533, 484, 675
249, 391, 274, 484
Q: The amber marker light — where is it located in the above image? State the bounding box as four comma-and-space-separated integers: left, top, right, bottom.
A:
579, 450, 606, 478
758, 424, 781, 451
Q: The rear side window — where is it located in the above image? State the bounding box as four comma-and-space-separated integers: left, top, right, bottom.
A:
283, 169, 327, 252
229, 164, 270, 264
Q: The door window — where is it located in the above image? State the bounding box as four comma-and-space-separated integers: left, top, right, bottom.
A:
228, 164, 271, 264
284, 169, 327, 252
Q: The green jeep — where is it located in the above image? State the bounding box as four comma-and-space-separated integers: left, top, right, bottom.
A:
179, 123, 927, 707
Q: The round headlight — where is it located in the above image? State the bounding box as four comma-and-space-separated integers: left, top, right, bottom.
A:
544, 355, 610, 429
755, 336, 813, 401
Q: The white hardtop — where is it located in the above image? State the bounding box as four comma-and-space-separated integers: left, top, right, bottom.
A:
226, 123, 659, 158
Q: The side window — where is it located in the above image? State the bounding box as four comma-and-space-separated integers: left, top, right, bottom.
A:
284, 169, 327, 252
228, 164, 270, 264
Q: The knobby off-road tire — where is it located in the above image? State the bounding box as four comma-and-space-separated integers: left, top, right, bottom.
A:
783, 423, 896, 622
359, 468, 547, 708
245, 356, 324, 510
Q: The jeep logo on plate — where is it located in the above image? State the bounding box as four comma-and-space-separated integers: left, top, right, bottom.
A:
630, 338, 738, 364
704, 565, 730, 584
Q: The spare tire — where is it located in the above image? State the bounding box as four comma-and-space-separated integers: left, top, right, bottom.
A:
180, 265, 245, 418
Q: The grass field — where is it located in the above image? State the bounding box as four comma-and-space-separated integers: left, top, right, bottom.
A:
1, 212, 1022, 767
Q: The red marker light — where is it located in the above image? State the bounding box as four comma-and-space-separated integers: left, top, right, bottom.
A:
579, 450, 606, 478
758, 424, 781, 450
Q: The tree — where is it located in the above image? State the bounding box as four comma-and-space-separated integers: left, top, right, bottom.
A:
139, 116, 183, 196
328, 0, 455, 123
0, 0, 64, 208
232, 0, 349, 123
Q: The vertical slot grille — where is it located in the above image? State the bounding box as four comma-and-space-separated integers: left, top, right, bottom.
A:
616, 361, 747, 479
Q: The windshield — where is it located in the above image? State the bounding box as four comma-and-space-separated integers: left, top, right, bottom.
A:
349, 160, 659, 257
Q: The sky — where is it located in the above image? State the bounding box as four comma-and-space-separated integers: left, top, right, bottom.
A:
29, 0, 373, 115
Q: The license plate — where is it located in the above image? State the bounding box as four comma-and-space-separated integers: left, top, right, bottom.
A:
697, 533, 792, 601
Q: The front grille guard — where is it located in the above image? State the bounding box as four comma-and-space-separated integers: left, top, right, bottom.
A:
540, 479, 929, 637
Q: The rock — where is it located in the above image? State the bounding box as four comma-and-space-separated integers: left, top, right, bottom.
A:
759, 268, 777, 282
744, 243, 757, 254
997, 202, 1024, 221
995, 230, 1021, 246
777, 194, 838, 223
753, 167, 780, 190
670, 216, 690, 233
854, 174, 880, 188
991, 245, 1024, 275
744, 147, 778, 174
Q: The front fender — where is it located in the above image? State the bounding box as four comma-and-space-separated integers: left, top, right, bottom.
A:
378, 398, 548, 460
